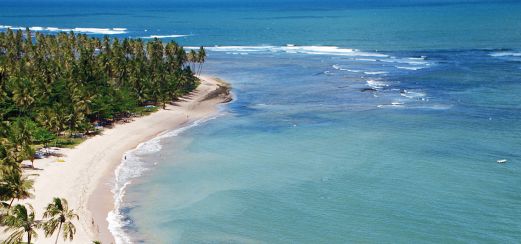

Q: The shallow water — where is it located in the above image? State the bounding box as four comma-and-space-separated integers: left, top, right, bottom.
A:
122, 48, 521, 243
2, 1, 521, 243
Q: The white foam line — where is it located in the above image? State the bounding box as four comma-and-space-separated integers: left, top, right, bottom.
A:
396, 66, 425, 71
366, 79, 389, 89
72, 27, 128, 35
107, 115, 220, 244
141, 34, 190, 39
364, 71, 388, 75
0, 24, 127, 35
489, 51, 521, 57
186, 45, 389, 57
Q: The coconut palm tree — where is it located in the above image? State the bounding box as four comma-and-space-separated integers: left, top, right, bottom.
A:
0, 29, 201, 147
24, 145, 36, 168
37, 107, 63, 136
196, 46, 206, 75
43, 197, 79, 244
0, 167, 34, 208
2, 203, 40, 244
10, 78, 35, 115
7, 119, 33, 162
187, 49, 197, 72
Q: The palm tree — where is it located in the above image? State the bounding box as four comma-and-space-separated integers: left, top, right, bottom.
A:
24, 145, 36, 168
37, 107, 63, 136
196, 46, 206, 75
7, 119, 33, 162
2, 203, 40, 244
43, 197, 79, 244
187, 49, 197, 72
1, 29, 201, 154
0, 167, 34, 208
11, 78, 35, 115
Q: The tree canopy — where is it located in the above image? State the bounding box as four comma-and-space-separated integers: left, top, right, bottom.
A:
0, 29, 207, 235
0, 28, 205, 136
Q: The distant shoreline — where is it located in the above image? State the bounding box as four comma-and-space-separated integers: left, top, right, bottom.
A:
19, 76, 232, 244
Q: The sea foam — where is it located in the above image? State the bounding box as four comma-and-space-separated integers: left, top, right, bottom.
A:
400, 89, 427, 100
396, 66, 426, 71
0, 24, 127, 34
107, 117, 219, 244
364, 71, 388, 75
188, 45, 389, 57
366, 79, 389, 89
141, 34, 190, 39
489, 51, 521, 57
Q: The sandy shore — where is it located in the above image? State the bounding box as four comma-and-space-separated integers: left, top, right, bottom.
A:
13, 76, 231, 244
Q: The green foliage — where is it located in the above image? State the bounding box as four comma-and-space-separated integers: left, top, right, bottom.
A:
2, 204, 39, 244
0, 197, 80, 244
0, 29, 207, 226
0, 167, 34, 204
43, 197, 79, 243
50, 137, 86, 149
32, 127, 56, 147
0, 29, 205, 136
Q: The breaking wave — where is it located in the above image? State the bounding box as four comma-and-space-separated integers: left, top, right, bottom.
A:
187, 45, 389, 57
0, 24, 127, 34
141, 34, 190, 39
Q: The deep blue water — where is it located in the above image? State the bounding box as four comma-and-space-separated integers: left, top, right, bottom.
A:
1, 1, 520, 243
1, 1, 521, 50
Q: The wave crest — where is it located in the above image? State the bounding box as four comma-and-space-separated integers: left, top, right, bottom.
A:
0, 24, 127, 34
187, 45, 389, 57
489, 51, 521, 57
141, 34, 190, 39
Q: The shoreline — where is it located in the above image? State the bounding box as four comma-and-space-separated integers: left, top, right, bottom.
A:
18, 76, 232, 244
105, 117, 218, 243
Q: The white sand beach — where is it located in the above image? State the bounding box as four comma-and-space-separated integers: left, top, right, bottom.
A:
13, 76, 231, 244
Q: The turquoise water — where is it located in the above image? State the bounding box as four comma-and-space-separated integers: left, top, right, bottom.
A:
123, 50, 521, 243
2, 2, 521, 50
2, 1, 521, 243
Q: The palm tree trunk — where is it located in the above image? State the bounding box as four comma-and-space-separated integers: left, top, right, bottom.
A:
27, 232, 31, 244
198, 63, 204, 76
55, 222, 62, 244
8, 198, 14, 208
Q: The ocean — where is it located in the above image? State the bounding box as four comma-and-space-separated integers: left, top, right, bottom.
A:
1, 1, 520, 243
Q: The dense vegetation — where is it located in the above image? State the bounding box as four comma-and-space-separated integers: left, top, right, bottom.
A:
0, 28, 205, 134
0, 28, 206, 243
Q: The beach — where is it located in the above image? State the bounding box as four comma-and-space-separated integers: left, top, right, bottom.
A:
1, 1, 521, 243
16, 76, 231, 244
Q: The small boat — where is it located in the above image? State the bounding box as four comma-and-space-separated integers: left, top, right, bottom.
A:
497, 159, 508, 164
